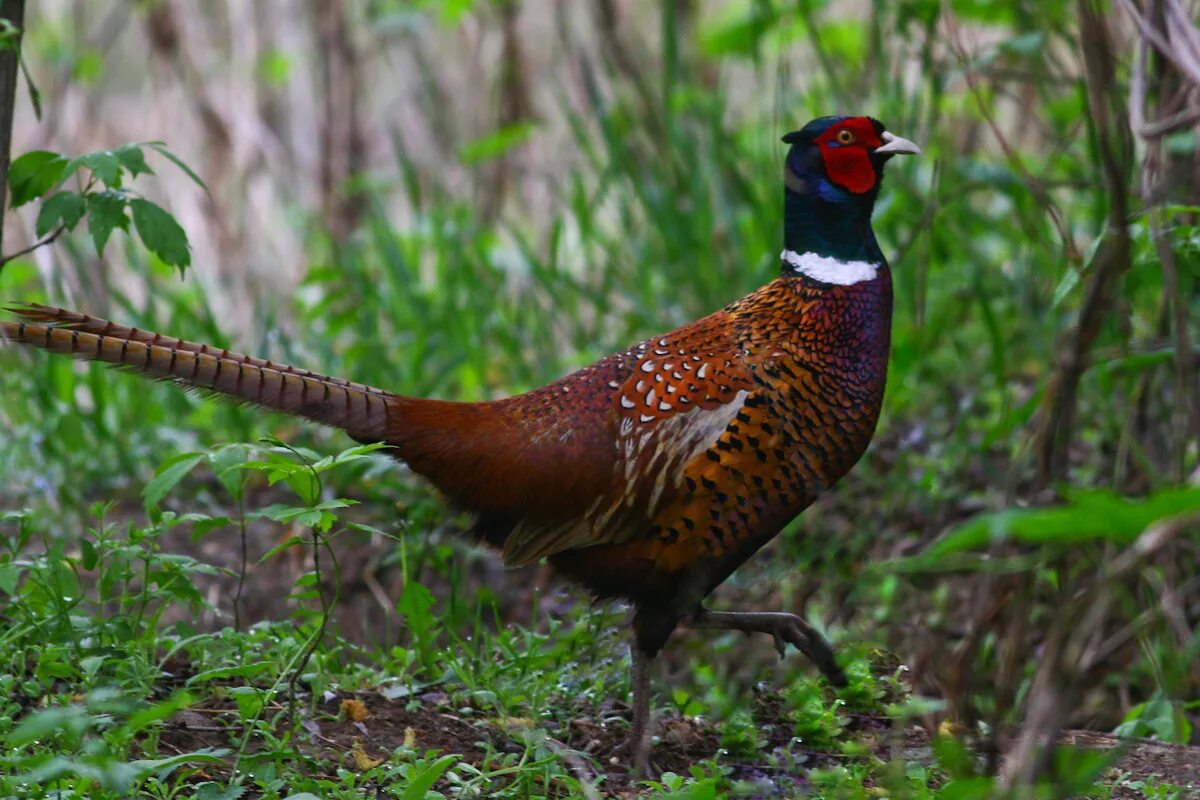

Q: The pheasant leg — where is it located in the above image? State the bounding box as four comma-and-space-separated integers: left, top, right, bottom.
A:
687, 609, 847, 687
629, 645, 653, 778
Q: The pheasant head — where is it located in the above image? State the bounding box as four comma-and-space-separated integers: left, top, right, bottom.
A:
780, 116, 920, 272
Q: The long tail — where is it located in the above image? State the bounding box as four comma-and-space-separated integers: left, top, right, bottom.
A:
1, 303, 394, 439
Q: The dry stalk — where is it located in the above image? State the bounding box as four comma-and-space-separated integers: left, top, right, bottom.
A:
1000, 511, 1200, 787
1121, 0, 1200, 469
1033, 0, 1135, 484
314, 0, 366, 245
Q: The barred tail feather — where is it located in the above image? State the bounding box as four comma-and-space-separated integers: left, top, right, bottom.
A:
1, 305, 393, 439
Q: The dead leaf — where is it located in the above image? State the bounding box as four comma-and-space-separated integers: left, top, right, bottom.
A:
341, 698, 369, 722
350, 737, 384, 770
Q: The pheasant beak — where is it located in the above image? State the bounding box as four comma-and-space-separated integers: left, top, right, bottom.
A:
874, 131, 921, 156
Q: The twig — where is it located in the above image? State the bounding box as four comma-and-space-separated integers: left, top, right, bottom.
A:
1124, 0, 1200, 138
1124, 0, 1200, 463
890, 160, 941, 271
1001, 511, 1200, 787
943, 8, 1077, 262
234, 475, 248, 632
1148, 204, 1199, 475
1033, 0, 1134, 483
796, 0, 846, 105
1081, 573, 1200, 672
1118, 0, 1200, 88
0, 222, 63, 273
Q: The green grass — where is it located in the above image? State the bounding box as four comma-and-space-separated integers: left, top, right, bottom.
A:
0, 447, 917, 798
1, 0, 1198, 797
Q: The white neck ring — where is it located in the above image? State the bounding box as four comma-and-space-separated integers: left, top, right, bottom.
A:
780, 250, 879, 286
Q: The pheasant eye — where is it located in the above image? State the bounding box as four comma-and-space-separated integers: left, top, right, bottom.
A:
836, 129, 855, 145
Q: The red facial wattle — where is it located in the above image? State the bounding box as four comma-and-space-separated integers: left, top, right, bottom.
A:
814, 117, 884, 195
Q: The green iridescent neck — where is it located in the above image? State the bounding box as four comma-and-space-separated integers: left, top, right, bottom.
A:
782, 185, 884, 268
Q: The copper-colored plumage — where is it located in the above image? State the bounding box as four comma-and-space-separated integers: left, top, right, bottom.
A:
3, 115, 919, 774
2, 275, 888, 622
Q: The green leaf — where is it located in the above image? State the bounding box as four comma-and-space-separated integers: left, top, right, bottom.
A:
294, 510, 324, 528
9, 150, 67, 207
7, 706, 86, 747
208, 443, 252, 498
80, 656, 108, 681
229, 686, 265, 720
259, 503, 309, 523
325, 441, 389, 468
347, 521, 399, 542
459, 121, 536, 165
1095, 349, 1175, 376
0, 19, 21, 52
86, 191, 129, 255
1051, 266, 1080, 308
125, 692, 195, 735
186, 661, 272, 685
79, 150, 123, 187
146, 141, 209, 193
0, 562, 21, 595
130, 198, 191, 271
114, 143, 154, 177
126, 749, 229, 781
399, 754, 458, 800
283, 470, 321, 505
313, 499, 354, 512
699, 7, 780, 58
35, 191, 86, 236
416, 0, 477, 26
79, 538, 97, 570
259, 534, 306, 563
144, 452, 206, 510
1115, 696, 1193, 743
190, 516, 234, 540
924, 487, 1200, 559
195, 781, 248, 800
398, 581, 437, 637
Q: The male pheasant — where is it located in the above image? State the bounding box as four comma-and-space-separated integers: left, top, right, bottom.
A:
2, 115, 919, 774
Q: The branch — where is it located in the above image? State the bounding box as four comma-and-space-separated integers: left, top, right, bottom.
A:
1000, 510, 1200, 787
0, 1, 26, 255
1117, 0, 1200, 89
943, 8, 1078, 263
1033, 0, 1135, 484
1121, 0, 1200, 139
0, 222, 67, 272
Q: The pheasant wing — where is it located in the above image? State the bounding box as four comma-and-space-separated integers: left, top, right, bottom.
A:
500, 313, 760, 565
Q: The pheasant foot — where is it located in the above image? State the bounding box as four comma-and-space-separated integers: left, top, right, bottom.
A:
687, 609, 847, 687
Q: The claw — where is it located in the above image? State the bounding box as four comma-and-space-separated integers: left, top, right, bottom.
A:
687, 609, 846, 686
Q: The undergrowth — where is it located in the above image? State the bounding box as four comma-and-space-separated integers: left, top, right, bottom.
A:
1, 0, 1198, 798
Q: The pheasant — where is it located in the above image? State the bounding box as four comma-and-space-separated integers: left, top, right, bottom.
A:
2, 115, 919, 774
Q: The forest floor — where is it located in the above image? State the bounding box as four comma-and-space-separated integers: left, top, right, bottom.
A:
121, 475, 1200, 799
148, 670, 1200, 797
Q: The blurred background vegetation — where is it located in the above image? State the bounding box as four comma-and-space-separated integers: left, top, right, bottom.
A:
0, 0, 1198, 795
